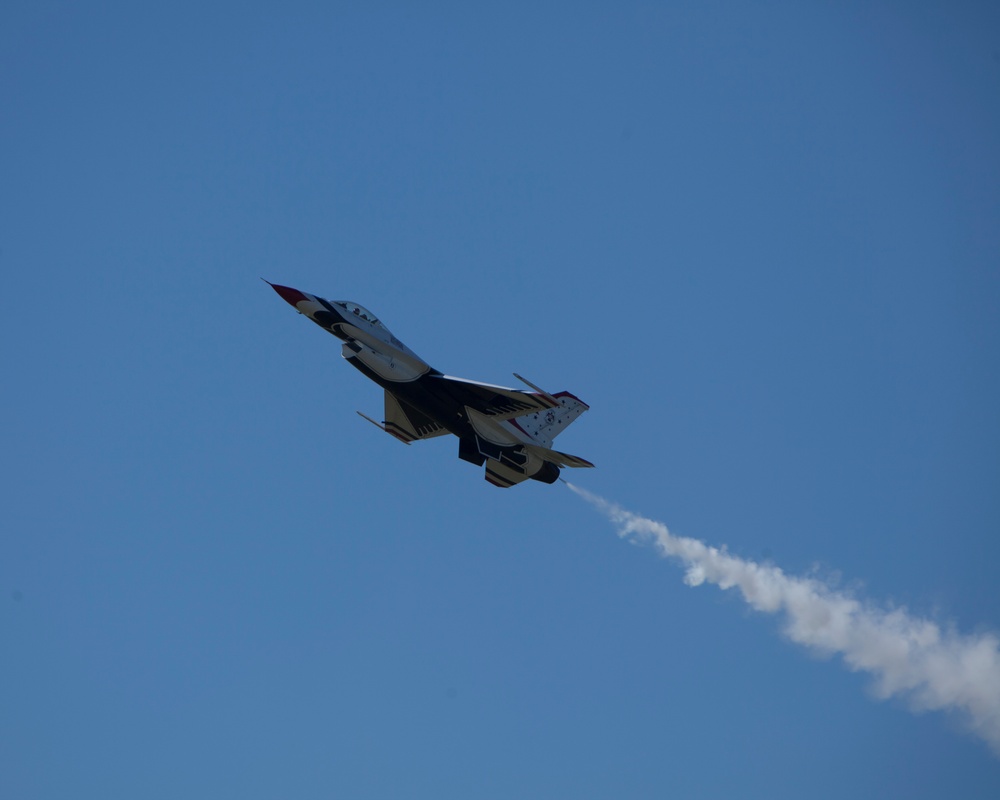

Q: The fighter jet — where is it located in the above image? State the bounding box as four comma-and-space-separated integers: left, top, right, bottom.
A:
267, 281, 593, 488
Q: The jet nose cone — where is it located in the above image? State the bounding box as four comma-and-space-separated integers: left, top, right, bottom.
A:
265, 280, 309, 307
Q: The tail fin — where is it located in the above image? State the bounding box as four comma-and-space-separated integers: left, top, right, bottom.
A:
511, 391, 589, 448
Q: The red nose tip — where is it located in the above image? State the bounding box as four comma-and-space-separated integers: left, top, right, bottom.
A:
266, 281, 309, 307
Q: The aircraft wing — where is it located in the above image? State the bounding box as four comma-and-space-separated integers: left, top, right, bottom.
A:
428, 374, 559, 421
383, 391, 450, 443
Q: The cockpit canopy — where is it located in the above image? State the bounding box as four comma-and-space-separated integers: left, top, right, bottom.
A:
334, 300, 384, 330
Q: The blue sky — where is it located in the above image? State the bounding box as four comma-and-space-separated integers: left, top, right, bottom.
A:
3, 2, 999, 797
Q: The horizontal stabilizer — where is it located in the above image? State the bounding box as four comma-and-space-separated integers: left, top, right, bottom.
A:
484, 459, 531, 488
524, 442, 594, 469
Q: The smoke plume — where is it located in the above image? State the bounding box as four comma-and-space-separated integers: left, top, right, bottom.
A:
565, 483, 1000, 755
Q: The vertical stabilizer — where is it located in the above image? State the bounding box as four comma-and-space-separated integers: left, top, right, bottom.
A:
510, 392, 589, 448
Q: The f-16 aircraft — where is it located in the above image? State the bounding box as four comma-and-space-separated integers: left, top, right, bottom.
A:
267, 281, 593, 488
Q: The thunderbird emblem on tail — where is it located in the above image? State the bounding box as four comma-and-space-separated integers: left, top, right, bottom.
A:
266, 281, 594, 488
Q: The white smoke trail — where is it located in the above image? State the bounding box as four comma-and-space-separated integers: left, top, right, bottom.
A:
565, 482, 1000, 755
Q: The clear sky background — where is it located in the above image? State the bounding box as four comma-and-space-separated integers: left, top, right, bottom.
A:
3, 2, 999, 797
